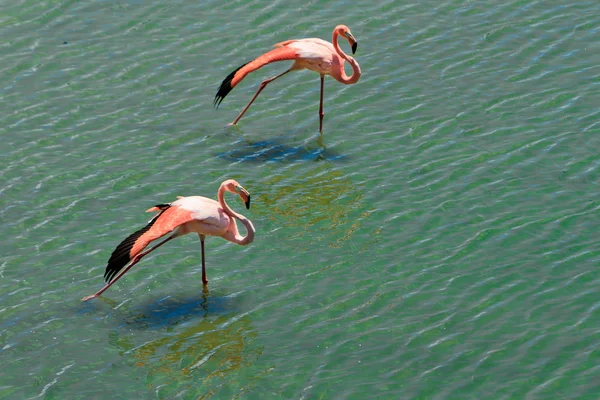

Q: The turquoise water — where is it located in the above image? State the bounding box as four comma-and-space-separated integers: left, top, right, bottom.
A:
2, 0, 600, 398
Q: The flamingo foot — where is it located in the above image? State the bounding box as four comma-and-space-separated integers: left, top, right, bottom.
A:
81, 294, 98, 302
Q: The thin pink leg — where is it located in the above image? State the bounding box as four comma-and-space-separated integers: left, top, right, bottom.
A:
81, 235, 176, 302
199, 234, 208, 285
319, 75, 325, 133
230, 69, 291, 126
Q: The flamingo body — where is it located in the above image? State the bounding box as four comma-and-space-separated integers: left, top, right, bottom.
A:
82, 180, 254, 301
274, 39, 338, 74
214, 25, 361, 133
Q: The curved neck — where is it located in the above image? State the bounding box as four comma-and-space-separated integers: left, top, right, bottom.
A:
332, 31, 361, 84
218, 185, 255, 245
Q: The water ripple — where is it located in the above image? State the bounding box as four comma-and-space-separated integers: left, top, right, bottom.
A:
2, 0, 600, 398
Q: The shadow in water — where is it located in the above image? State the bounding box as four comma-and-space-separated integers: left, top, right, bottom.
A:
78, 288, 240, 329
217, 136, 346, 163
128, 290, 238, 329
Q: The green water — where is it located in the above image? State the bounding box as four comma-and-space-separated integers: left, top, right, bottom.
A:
2, 0, 600, 398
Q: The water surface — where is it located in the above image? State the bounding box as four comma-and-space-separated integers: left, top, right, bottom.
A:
2, 0, 600, 398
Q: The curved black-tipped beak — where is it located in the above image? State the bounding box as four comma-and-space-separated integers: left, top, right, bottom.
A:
352, 41, 358, 54
239, 186, 251, 209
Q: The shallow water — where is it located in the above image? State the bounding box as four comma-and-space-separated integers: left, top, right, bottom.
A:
2, 0, 600, 398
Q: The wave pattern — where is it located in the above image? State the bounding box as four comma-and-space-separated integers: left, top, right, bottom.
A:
2, 0, 600, 398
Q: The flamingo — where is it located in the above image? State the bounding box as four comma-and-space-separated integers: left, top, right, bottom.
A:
82, 179, 255, 302
214, 24, 361, 133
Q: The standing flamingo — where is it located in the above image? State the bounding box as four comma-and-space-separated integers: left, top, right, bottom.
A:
214, 24, 361, 133
82, 179, 255, 302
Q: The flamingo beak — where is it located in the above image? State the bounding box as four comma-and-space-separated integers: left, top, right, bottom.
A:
346, 33, 358, 54
239, 187, 251, 209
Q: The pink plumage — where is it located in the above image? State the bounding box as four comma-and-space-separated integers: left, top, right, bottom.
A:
82, 180, 255, 302
214, 25, 362, 133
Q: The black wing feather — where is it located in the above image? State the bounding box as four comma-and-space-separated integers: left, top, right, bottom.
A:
103, 204, 170, 283
214, 62, 249, 108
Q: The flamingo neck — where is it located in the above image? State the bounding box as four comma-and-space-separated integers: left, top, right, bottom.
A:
218, 185, 256, 245
332, 31, 361, 85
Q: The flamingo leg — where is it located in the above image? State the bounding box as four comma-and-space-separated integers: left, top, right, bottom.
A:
81, 235, 176, 301
230, 69, 291, 126
199, 234, 208, 285
319, 74, 325, 133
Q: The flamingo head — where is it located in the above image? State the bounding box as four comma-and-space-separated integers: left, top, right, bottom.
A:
335, 25, 358, 54
224, 179, 251, 210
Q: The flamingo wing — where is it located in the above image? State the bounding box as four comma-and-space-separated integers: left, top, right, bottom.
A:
214, 45, 300, 106
103, 204, 195, 282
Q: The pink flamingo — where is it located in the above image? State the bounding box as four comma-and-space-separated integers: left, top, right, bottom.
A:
214, 24, 361, 133
82, 180, 255, 302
